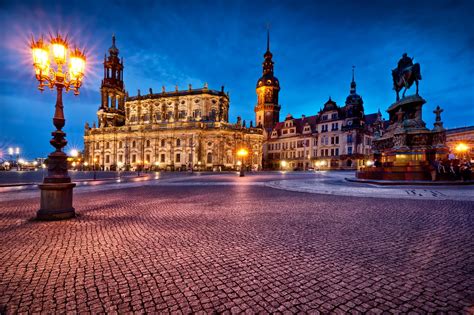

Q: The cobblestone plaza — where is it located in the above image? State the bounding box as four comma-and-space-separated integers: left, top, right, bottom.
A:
1, 173, 473, 313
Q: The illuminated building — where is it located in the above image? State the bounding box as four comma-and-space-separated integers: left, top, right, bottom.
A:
84, 36, 263, 171
257, 41, 380, 170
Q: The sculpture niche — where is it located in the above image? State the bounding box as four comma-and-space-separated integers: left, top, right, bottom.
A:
392, 53, 422, 101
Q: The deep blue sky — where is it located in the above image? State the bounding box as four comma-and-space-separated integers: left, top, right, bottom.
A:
1, 0, 473, 159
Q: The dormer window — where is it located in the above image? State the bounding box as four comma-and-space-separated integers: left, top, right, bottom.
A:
331, 113, 338, 119
322, 115, 328, 121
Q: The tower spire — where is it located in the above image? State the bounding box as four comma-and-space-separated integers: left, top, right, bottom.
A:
350, 65, 356, 94
266, 28, 270, 52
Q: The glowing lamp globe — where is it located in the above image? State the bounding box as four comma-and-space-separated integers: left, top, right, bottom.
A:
69, 48, 86, 82
50, 35, 68, 64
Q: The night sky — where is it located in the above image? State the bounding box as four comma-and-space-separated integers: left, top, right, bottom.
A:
1, 0, 473, 159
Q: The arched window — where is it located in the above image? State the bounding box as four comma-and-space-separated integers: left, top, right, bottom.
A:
130, 115, 137, 123
167, 111, 173, 120
146, 139, 151, 147
132, 141, 136, 148
95, 143, 100, 149
118, 141, 123, 149
178, 110, 186, 119
176, 139, 181, 147
209, 109, 217, 121
161, 139, 165, 147
106, 142, 110, 149
156, 112, 162, 121
207, 152, 212, 164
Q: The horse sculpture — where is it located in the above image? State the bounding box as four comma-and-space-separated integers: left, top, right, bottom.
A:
392, 53, 422, 101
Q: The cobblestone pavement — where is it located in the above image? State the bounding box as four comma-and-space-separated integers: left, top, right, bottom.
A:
0, 177, 473, 313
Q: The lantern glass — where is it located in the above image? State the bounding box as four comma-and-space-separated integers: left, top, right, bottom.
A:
32, 47, 49, 71
69, 55, 85, 81
52, 43, 67, 64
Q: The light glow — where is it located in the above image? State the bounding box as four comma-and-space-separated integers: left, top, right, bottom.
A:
237, 148, 248, 157
455, 143, 469, 153
69, 48, 86, 81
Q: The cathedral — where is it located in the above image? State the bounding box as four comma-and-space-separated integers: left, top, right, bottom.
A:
83, 36, 264, 171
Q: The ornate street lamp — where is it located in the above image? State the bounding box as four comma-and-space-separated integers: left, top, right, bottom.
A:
30, 33, 86, 220
237, 148, 248, 177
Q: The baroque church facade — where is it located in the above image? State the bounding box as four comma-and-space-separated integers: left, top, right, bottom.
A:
83, 36, 263, 171
255, 34, 380, 170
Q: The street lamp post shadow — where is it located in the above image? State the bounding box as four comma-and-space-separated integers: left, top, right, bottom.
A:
30, 34, 86, 220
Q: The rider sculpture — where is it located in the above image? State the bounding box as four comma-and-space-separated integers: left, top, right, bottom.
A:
392, 53, 422, 101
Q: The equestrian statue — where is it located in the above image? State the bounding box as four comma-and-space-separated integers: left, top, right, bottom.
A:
392, 53, 422, 101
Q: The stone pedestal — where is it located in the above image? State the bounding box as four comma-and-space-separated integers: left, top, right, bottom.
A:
357, 95, 448, 181
37, 183, 76, 220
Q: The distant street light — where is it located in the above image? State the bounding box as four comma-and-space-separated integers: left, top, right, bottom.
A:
455, 143, 469, 159
237, 148, 248, 177
30, 33, 86, 220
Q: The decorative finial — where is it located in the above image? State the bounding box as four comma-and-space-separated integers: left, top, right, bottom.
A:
352, 65, 355, 82
433, 105, 445, 131
112, 34, 116, 45
137, 89, 140, 96
189, 84, 192, 90
162, 86, 165, 93
149, 88, 153, 95
433, 105, 443, 122
266, 25, 270, 52
175, 84, 179, 92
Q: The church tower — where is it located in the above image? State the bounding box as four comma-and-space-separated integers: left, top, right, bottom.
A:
254, 31, 280, 131
343, 66, 365, 129
97, 35, 126, 127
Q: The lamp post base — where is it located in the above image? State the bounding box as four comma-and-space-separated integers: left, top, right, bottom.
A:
37, 182, 76, 220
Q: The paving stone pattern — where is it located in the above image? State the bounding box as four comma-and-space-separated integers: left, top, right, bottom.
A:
0, 184, 473, 313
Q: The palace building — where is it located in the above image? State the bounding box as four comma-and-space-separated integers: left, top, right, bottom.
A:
83, 36, 263, 171
256, 35, 380, 170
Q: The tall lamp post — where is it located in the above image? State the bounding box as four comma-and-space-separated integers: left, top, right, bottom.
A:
30, 34, 86, 220
237, 148, 248, 177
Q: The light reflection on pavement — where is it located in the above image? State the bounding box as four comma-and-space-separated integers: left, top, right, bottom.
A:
1, 171, 473, 202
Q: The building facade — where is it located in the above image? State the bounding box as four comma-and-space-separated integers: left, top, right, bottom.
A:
84, 37, 263, 171
260, 61, 379, 170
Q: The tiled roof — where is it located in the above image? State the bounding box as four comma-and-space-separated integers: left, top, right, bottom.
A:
446, 126, 474, 134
